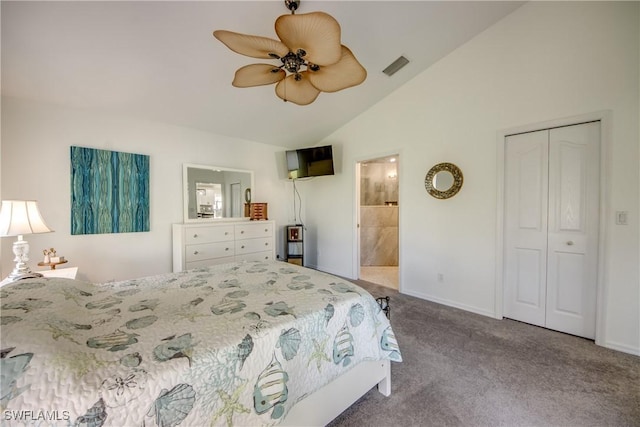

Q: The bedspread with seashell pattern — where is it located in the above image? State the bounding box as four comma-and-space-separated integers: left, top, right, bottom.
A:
0, 261, 401, 426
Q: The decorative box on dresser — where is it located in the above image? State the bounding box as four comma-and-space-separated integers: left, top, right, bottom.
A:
173, 220, 275, 272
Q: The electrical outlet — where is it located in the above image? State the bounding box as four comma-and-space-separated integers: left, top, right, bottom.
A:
615, 211, 628, 225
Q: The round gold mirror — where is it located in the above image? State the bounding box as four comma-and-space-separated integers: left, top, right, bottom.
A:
425, 163, 463, 199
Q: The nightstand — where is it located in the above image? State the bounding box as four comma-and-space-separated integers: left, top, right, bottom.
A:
0, 266, 78, 286
41, 267, 78, 279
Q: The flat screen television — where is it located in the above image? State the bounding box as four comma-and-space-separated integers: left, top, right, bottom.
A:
286, 145, 335, 179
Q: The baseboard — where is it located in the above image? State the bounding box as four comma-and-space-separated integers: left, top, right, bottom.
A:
604, 340, 640, 356
402, 289, 495, 318
403, 290, 639, 357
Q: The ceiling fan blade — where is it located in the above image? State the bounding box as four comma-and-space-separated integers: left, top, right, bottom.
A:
232, 64, 286, 88
275, 72, 320, 105
275, 12, 342, 66
213, 30, 289, 59
308, 45, 367, 93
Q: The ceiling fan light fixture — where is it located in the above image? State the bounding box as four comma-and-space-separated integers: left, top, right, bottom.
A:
213, 0, 366, 105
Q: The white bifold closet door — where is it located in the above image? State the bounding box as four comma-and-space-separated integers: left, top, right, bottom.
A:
504, 121, 600, 339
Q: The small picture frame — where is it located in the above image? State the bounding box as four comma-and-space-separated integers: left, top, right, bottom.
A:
288, 226, 302, 241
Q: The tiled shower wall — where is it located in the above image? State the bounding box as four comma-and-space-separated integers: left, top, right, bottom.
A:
360, 206, 398, 266
360, 162, 398, 266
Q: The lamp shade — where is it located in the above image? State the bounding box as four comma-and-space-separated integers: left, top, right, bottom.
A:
0, 200, 53, 237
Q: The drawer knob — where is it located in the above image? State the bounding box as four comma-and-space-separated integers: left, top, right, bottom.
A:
193, 251, 199, 255
265, 242, 269, 246
193, 234, 198, 238
241, 245, 245, 249
241, 231, 244, 234
225, 247, 229, 251
264, 228, 268, 232
225, 232, 229, 235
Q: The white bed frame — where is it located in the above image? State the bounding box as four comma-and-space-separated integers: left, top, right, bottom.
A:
280, 359, 391, 426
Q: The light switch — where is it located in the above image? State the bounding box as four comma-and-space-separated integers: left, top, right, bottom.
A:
615, 211, 628, 225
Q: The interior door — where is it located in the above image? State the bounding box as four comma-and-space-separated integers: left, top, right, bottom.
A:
504, 122, 600, 339
504, 129, 549, 327
545, 122, 600, 338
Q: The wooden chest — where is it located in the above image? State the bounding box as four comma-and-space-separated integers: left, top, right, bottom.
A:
244, 202, 268, 220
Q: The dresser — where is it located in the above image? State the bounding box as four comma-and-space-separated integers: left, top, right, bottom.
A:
172, 220, 276, 272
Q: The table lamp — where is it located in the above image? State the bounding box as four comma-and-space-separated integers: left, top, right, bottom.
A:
0, 200, 53, 282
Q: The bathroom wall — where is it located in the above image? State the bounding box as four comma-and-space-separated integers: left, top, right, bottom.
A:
360, 163, 398, 206
360, 162, 399, 266
360, 206, 398, 266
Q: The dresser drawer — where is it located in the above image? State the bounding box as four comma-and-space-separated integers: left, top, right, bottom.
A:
235, 222, 273, 240
185, 241, 235, 263
173, 221, 275, 273
185, 225, 234, 244
235, 237, 272, 255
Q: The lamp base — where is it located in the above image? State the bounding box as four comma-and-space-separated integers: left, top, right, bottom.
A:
7, 235, 42, 282
6, 271, 44, 283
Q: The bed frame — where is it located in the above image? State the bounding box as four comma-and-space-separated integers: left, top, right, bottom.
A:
281, 359, 391, 426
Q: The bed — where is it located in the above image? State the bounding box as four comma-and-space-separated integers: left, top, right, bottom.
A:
0, 260, 401, 426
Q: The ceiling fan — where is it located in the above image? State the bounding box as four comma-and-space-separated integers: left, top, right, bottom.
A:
213, 0, 367, 106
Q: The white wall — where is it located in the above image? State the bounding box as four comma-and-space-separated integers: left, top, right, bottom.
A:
1, 97, 293, 283
302, 2, 640, 354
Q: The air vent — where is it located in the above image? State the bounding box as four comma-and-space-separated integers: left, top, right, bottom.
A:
382, 56, 410, 76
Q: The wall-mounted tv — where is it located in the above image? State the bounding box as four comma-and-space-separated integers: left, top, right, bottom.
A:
286, 145, 335, 179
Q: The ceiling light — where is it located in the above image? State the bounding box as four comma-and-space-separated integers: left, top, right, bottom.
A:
213, 0, 367, 106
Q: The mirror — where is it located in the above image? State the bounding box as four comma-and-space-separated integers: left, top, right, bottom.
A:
433, 171, 454, 191
183, 163, 254, 222
425, 162, 463, 199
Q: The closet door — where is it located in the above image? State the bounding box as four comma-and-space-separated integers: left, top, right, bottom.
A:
504, 122, 600, 339
504, 129, 549, 327
546, 122, 600, 339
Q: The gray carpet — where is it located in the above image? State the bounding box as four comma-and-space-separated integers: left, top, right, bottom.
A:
327, 280, 640, 427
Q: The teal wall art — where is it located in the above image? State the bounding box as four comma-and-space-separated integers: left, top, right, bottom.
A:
71, 146, 150, 235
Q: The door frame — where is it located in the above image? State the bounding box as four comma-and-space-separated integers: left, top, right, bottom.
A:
495, 111, 611, 347
353, 150, 402, 291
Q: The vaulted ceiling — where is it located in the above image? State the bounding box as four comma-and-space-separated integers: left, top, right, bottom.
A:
1, 1, 524, 148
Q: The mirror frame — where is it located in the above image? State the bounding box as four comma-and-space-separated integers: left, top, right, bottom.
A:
183, 163, 254, 222
425, 162, 464, 199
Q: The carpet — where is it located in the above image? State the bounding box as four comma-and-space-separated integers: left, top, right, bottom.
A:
327, 280, 640, 427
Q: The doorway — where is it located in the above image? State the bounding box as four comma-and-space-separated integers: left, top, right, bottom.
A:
357, 154, 399, 289
503, 121, 600, 339
230, 182, 241, 218
195, 182, 222, 218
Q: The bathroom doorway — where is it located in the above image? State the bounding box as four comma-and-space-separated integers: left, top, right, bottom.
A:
357, 154, 399, 289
